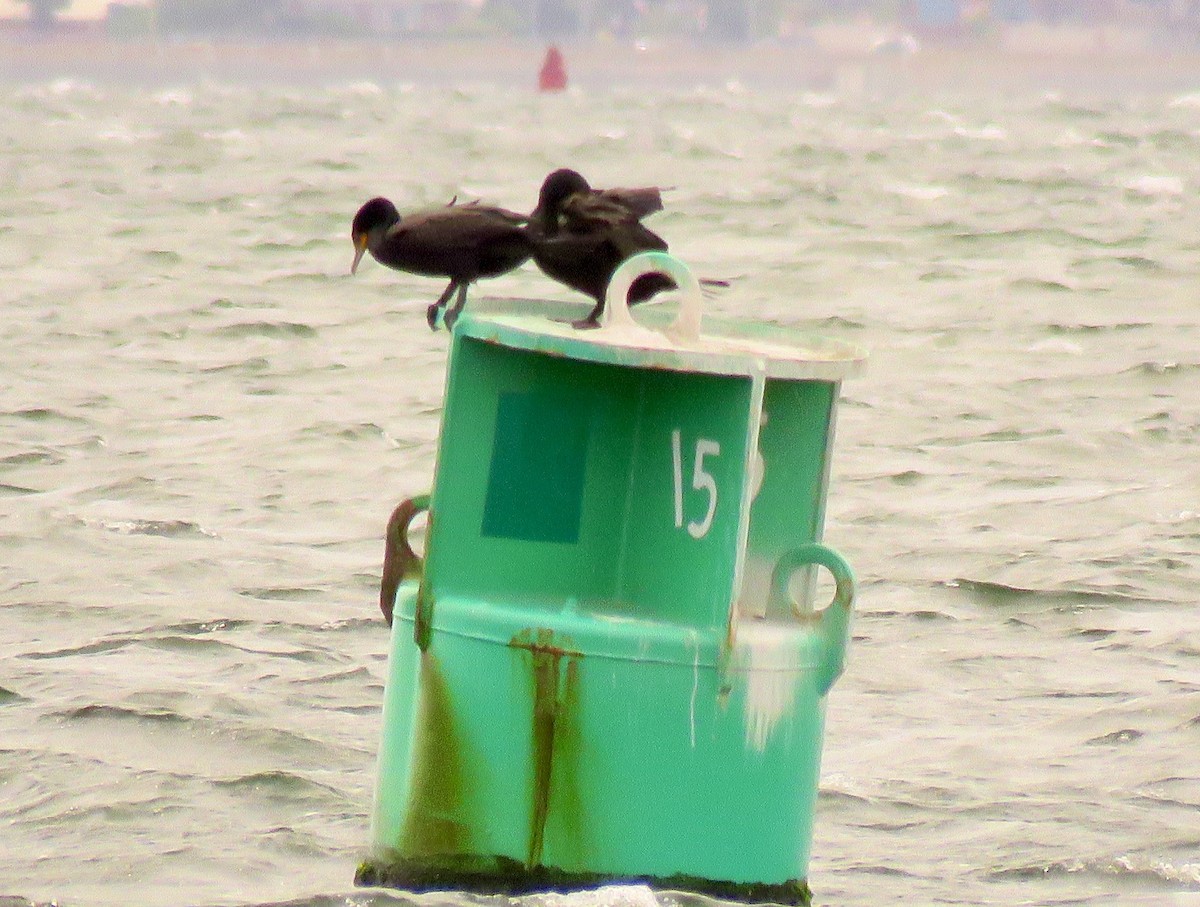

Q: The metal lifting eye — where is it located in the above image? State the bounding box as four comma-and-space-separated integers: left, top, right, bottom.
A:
768, 543, 857, 619
601, 251, 704, 344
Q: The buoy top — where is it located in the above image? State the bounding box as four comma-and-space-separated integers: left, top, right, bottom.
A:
457, 252, 867, 382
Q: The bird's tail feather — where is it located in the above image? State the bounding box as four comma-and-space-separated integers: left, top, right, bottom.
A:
699, 276, 733, 298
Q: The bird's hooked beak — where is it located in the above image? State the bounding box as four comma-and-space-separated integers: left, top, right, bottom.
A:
350, 234, 367, 275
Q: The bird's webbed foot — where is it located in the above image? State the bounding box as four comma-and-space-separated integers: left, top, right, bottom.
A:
426, 281, 462, 331
570, 301, 604, 330
441, 283, 469, 333
426, 304, 443, 331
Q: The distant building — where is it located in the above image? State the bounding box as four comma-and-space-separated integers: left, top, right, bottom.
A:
282, 0, 478, 33
3, 0, 1199, 40
0, 0, 122, 21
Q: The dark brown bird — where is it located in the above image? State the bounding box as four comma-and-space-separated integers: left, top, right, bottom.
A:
351, 196, 533, 331
528, 168, 722, 327
537, 168, 667, 222
379, 496, 428, 627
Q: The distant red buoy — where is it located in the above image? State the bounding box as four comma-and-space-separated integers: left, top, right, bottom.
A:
538, 45, 567, 92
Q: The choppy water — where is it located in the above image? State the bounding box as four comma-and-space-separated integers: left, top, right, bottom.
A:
2, 62, 1199, 907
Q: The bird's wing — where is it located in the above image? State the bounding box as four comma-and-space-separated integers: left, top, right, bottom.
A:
597, 186, 666, 219
370, 205, 530, 278
559, 192, 643, 232
388, 205, 527, 250
469, 203, 529, 227
607, 220, 669, 258
443, 198, 529, 225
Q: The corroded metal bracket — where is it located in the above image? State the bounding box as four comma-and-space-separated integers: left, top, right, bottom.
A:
379, 494, 430, 631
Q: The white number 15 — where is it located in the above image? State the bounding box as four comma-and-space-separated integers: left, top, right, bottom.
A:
671, 429, 720, 539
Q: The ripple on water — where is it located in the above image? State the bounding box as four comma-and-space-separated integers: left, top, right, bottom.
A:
210, 321, 319, 339
942, 578, 1165, 609
96, 518, 217, 539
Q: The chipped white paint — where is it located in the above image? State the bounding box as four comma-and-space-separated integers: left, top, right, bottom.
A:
592, 315, 862, 371
736, 620, 803, 752
584, 251, 867, 379
472, 310, 865, 382
738, 554, 775, 621
730, 364, 766, 632
749, 409, 768, 503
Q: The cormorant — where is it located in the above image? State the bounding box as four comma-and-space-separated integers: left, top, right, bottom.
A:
351, 196, 532, 331
528, 168, 721, 327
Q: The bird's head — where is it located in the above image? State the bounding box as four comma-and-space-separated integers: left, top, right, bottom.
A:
535, 168, 591, 221
350, 196, 401, 274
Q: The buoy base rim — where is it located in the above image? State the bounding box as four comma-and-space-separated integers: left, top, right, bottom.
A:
355, 855, 813, 906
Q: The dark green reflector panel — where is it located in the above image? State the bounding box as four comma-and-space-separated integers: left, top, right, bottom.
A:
482, 391, 590, 543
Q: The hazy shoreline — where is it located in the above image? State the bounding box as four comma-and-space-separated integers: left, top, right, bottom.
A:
4, 34, 1200, 95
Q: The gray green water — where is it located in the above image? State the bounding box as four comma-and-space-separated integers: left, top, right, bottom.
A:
1, 67, 1198, 907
